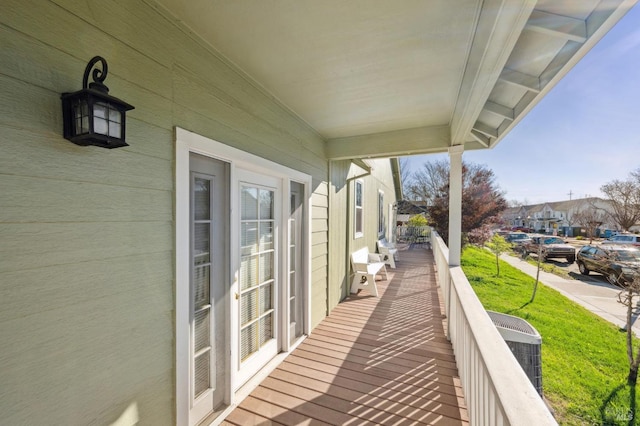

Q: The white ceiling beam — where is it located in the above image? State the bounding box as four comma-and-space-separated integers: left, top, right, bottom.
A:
498, 117, 514, 136
525, 9, 587, 43
540, 39, 583, 88
499, 68, 541, 93
483, 100, 514, 120
450, 0, 537, 146
326, 125, 450, 160
470, 130, 491, 147
472, 122, 498, 139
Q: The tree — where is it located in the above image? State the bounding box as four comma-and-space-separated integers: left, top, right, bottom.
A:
485, 234, 511, 276
601, 177, 640, 232
404, 159, 449, 206
530, 242, 543, 303
573, 199, 608, 243
467, 225, 493, 246
617, 273, 640, 386
508, 199, 530, 208
399, 158, 413, 196
407, 159, 507, 244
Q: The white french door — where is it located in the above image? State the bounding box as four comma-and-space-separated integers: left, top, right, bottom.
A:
188, 154, 229, 425
176, 128, 312, 425
235, 170, 280, 386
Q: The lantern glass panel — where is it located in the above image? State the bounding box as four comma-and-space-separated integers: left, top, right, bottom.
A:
73, 100, 90, 135
93, 101, 109, 135
108, 107, 122, 138
92, 101, 123, 138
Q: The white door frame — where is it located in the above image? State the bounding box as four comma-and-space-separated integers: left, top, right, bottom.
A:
175, 127, 312, 425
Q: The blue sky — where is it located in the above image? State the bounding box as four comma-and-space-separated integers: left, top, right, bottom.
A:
403, 4, 640, 205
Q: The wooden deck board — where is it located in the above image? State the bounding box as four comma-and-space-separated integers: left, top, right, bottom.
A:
226, 248, 468, 425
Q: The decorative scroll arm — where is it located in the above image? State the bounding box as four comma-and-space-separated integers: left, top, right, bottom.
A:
82, 56, 109, 93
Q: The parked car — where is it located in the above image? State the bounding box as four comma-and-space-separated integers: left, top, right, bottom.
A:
505, 232, 532, 247
606, 234, 640, 247
493, 230, 510, 238
522, 235, 576, 263
576, 245, 640, 286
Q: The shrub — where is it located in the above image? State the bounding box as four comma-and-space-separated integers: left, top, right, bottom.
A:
407, 214, 428, 227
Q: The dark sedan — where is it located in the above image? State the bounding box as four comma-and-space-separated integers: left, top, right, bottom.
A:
576, 245, 640, 286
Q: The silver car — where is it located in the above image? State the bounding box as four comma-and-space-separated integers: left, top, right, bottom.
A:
607, 234, 640, 247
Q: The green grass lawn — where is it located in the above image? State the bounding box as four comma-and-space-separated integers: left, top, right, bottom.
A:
461, 246, 640, 425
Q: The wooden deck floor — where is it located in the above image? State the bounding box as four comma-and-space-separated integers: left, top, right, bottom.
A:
224, 247, 468, 425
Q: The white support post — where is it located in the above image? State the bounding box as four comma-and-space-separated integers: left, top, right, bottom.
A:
448, 145, 464, 267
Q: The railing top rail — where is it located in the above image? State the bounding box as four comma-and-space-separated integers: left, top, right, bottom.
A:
448, 267, 556, 423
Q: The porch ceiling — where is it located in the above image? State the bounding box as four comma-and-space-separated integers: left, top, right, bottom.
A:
154, 0, 636, 160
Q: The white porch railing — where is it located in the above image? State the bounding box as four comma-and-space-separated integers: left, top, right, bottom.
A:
396, 225, 430, 243
431, 230, 557, 425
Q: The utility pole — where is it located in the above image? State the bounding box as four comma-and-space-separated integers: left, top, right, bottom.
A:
567, 189, 573, 200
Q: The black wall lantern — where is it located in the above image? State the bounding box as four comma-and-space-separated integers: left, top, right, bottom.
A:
61, 56, 134, 148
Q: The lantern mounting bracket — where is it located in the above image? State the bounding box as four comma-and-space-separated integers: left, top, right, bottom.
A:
61, 56, 134, 149
83, 56, 109, 93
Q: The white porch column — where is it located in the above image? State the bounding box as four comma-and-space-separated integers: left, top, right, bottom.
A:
448, 145, 464, 266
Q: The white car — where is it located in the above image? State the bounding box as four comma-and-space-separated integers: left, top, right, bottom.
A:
607, 234, 640, 247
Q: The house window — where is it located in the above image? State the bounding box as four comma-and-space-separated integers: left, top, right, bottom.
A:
378, 190, 384, 237
354, 180, 363, 238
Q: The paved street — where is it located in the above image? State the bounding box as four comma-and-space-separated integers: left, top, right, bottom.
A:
500, 253, 640, 336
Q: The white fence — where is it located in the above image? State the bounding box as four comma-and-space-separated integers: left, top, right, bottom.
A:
396, 225, 430, 244
431, 230, 557, 425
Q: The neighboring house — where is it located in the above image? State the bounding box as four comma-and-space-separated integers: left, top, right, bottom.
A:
1, 1, 633, 425
502, 198, 618, 236
395, 199, 428, 225
503, 205, 530, 229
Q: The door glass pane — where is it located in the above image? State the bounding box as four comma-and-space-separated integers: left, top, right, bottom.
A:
194, 178, 211, 221
239, 184, 275, 363
260, 284, 272, 314
240, 323, 258, 361
194, 309, 210, 353
240, 255, 258, 291
241, 222, 258, 255
241, 187, 258, 220
260, 314, 273, 346
259, 189, 273, 220
259, 222, 273, 250
194, 266, 210, 310
194, 223, 210, 264
260, 252, 273, 282
240, 289, 257, 326
194, 352, 210, 398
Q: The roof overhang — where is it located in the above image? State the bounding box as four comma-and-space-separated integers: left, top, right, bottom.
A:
153, 0, 637, 160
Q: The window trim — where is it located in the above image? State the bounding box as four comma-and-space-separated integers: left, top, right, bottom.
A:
354, 179, 364, 239
378, 190, 385, 237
